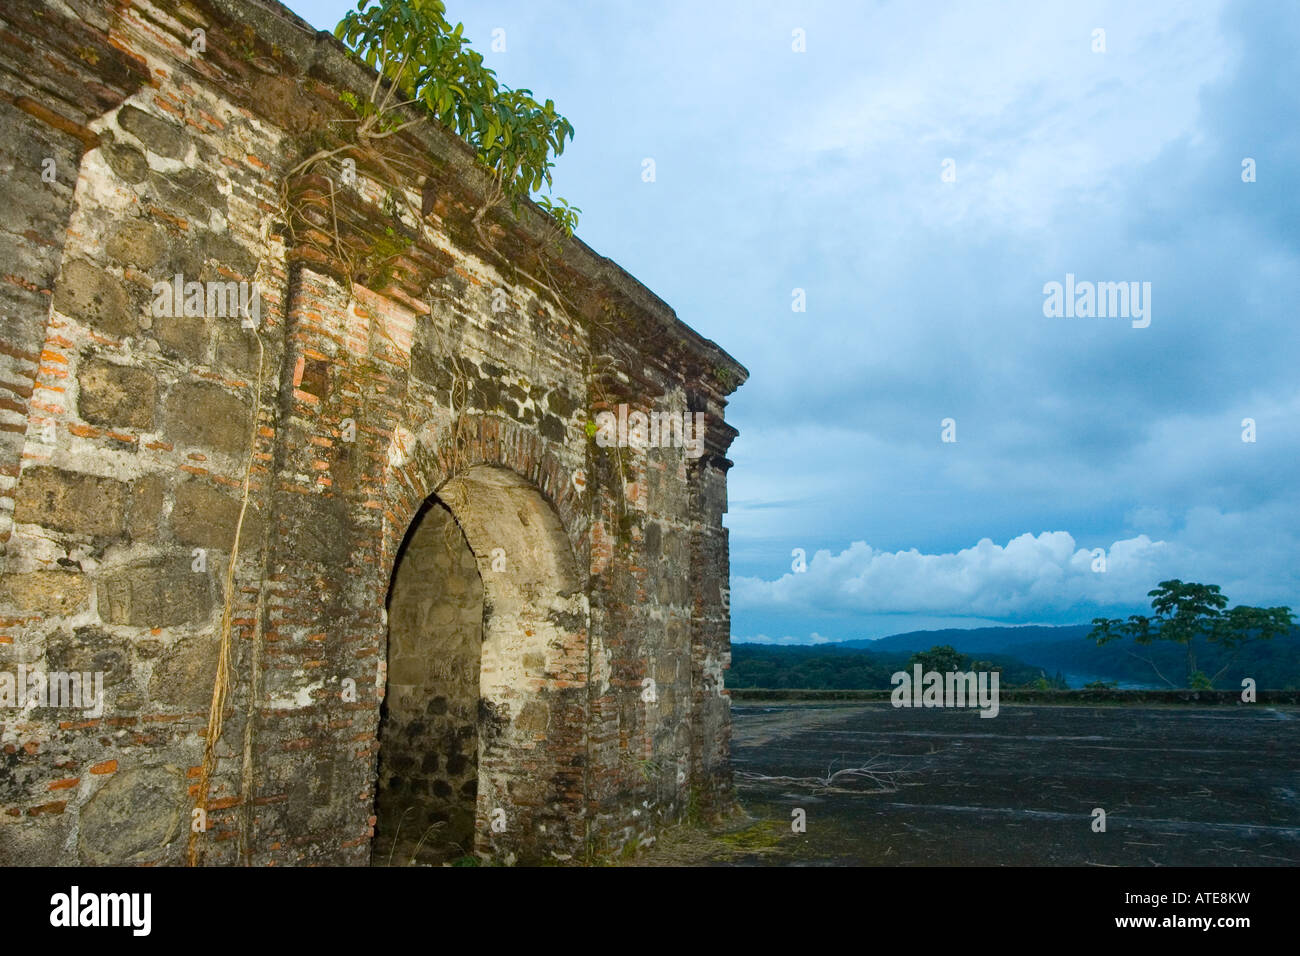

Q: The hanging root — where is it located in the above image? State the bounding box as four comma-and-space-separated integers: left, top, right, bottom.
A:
187, 331, 265, 867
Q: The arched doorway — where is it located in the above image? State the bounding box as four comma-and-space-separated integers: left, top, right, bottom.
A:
373, 495, 483, 865
372, 463, 587, 865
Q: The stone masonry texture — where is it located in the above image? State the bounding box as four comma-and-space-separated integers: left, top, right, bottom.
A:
0, 0, 746, 865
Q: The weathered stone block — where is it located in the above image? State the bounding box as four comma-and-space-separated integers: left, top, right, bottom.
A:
51, 259, 136, 337
0, 814, 74, 867
78, 765, 187, 864
152, 314, 209, 364
47, 626, 131, 688
162, 380, 252, 455
0, 570, 89, 614
148, 631, 219, 709
105, 218, 169, 269
149, 168, 226, 220
214, 327, 260, 374
128, 472, 166, 542
539, 414, 567, 442
196, 231, 258, 281
547, 388, 579, 417
172, 478, 262, 551
516, 700, 549, 733
95, 557, 217, 627
77, 358, 157, 429
12, 467, 128, 537
117, 104, 187, 159
101, 140, 148, 184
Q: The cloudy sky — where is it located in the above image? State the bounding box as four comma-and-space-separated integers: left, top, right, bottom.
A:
291, 0, 1299, 644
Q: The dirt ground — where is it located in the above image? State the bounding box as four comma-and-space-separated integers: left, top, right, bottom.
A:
631, 701, 1300, 866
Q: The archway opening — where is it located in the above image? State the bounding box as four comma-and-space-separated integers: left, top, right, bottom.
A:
372, 463, 587, 865
372, 497, 483, 866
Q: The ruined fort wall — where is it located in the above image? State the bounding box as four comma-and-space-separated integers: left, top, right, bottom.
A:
0, 0, 744, 865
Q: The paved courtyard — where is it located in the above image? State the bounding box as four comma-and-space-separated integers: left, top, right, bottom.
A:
713, 701, 1300, 866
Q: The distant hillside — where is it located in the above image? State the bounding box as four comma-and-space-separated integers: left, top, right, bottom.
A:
735, 625, 1300, 690
728, 644, 1058, 691
845, 624, 1093, 654
1006, 630, 1300, 689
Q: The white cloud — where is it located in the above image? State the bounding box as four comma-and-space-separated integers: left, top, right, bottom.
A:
735, 632, 839, 646
734, 497, 1300, 628
734, 530, 1174, 619
781, 0, 1234, 234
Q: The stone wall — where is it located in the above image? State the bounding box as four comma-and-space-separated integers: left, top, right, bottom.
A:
0, 0, 745, 866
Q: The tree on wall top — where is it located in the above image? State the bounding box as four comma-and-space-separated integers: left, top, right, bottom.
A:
318, 0, 579, 235
1087, 579, 1294, 689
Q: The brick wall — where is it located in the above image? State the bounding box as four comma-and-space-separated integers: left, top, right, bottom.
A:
0, 0, 745, 866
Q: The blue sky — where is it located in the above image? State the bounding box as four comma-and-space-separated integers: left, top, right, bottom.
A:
289, 0, 1299, 644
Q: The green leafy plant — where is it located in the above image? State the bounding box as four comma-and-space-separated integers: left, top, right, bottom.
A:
619, 749, 661, 783
535, 195, 581, 237
331, 0, 579, 234
1088, 580, 1294, 688
907, 644, 966, 673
